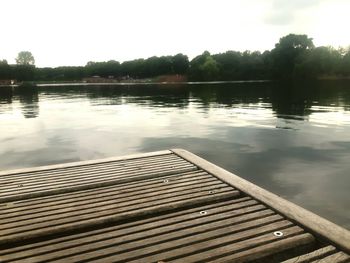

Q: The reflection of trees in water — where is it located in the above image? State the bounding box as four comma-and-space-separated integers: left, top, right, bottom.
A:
271, 80, 350, 118
189, 82, 312, 118
27, 81, 350, 120
0, 87, 14, 114
1, 85, 40, 118
84, 85, 191, 109
189, 82, 271, 107
0, 87, 13, 104
15, 85, 40, 118
269, 82, 313, 119
188, 81, 350, 118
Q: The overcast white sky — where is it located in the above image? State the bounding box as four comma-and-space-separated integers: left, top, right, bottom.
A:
1, 0, 349, 67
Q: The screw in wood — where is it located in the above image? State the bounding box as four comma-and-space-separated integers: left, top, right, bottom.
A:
273, 231, 284, 237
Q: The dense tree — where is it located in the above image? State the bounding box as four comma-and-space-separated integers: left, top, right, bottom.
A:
236, 51, 266, 80
12, 51, 36, 81
143, 56, 173, 77
270, 34, 314, 78
0, 60, 11, 79
342, 50, 350, 75
12, 65, 35, 81
172, 53, 189, 74
190, 50, 267, 81
213, 51, 241, 80
120, 59, 145, 78
295, 46, 342, 78
0, 34, 349, 83
188, 51, 213, 80
86, 60, 121, 78
16, 51, 35, 66
199, 56, 219, 80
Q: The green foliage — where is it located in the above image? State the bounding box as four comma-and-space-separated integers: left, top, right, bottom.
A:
86, 60, 120, 78
199, 56, 219, 81
270, 34, 314, 79
172, 53, 189, 74
188, 51, 213, 80
189, 50, 268, 81
0, 60, 11, 79
13, 65, 35, 81
0, 34, 349, 82
295, 46, 342, 78
16, 51, 35, 66
342, 50, 350, 75
120, 54, 189, 78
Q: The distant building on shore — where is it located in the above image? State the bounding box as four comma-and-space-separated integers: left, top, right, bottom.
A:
0, 79, 17, 85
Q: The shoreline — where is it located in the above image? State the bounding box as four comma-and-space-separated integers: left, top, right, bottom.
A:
1, 78, 350, 89
0, 79, 272, 88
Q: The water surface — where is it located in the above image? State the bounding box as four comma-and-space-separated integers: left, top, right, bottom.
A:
0, 81, 349, 229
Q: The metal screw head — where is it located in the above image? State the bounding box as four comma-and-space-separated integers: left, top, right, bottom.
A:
199, 211, 207, 215
163, 179, 169, 183
209, 190, 215, 194
273, 231, 283, 237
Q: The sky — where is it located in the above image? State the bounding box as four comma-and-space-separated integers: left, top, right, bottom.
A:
1, 0, 350, 67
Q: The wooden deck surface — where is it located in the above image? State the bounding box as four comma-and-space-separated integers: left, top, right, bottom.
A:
0, 149, 349, 262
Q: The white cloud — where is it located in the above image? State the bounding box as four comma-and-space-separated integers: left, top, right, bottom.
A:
0, 0, 349, 67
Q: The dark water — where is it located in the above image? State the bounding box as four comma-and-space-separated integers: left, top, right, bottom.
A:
0, 81, 349, 229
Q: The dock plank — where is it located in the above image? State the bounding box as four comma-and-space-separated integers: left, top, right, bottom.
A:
1, 175, 220, 219
0, 149, 349, 262
0, 166, 199, 203
0, 150, 172, 177
0, 163, 197, 197
312, 251, 350, 263
0, 159, 192, 190
282, 245, 338, 263
0, 198, 253, 258
1, 205, 275, 262
211, 233, 315, 263
0, 189, 239, 245
111, 222, 300, 262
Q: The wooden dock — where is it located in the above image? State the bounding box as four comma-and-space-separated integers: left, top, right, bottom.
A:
0, 149, 349, 262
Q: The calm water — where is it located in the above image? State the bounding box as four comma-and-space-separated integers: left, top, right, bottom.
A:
0, 81, 349, 229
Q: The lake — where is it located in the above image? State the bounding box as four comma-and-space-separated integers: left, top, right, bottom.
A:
0, 80, 349, 229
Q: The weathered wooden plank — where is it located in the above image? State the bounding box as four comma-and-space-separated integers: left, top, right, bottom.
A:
8, 169, 208, 201
0, 157, 193, 187
282, 245, 338, 263
0, 190, 239, 245
171, 148, 350, 253
0, 157, 190, 186
0, 150, 172, 176
1, 209, 277, 262
0, 162, 196, 194
1, 171, 213, 207
0, 185, 233, 231
1, 171, 211, 212
165, 227, 308, 263
60, 215, 284, 262
0, 166, 198, 203
89, 221, 297, 262
1, 171, 212, 212
0, 180, 225, 222
0, 154, 183, 181
311, 251, 350, 263
211, 233, 315, 263
0, 197, 252, 257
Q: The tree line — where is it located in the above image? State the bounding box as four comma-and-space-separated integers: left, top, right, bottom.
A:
1, 34, 350, 82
